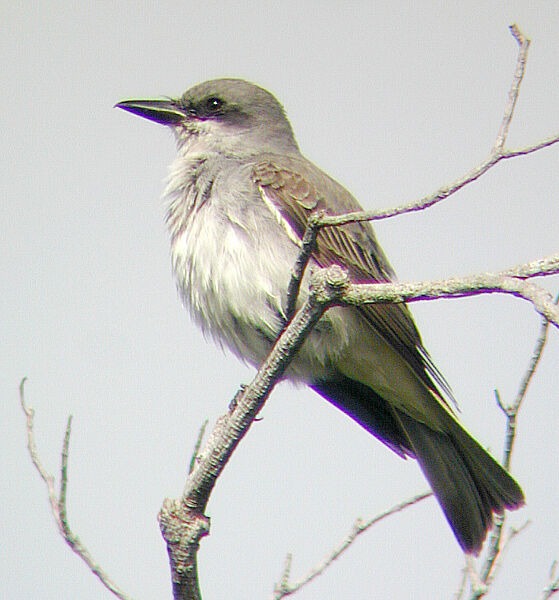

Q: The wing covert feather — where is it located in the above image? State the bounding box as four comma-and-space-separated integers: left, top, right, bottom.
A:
252, 158, 453, 404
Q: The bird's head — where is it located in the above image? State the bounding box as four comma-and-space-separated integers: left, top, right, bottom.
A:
115, 78, 299, 157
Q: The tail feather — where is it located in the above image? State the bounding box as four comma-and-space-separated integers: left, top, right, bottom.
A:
312, 376, 524, 554
396, 411, 523, 553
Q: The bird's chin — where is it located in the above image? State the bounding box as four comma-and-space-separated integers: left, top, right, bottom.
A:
173, 128, 207, 155
174, 124, 198, 140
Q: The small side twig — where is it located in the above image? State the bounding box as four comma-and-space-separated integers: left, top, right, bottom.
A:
500, 295, 555, 470
271, 491, 432, 599
310, 26, 556, 232
284, 211, 322, 323
492, 24, 530, 152
540, 561, 559, 600
482, 520, 531, 587
466, 555, 488, 598
19, 378, 132, 600
467, 294, 557, 599
455, 564, 470, 600
188, 420, 208, 475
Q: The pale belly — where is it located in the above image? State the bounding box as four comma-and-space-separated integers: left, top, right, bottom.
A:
168, 201, 354, 382
167, 198, 427, 409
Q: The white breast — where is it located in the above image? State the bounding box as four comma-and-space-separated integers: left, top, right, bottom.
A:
164, 154, 353, 382
170, 197, 291, 366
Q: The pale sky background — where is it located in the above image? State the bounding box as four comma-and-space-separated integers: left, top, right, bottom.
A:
2, 2, 558, 599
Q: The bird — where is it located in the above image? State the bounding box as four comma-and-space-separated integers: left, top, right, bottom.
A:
116, 78, 524, 554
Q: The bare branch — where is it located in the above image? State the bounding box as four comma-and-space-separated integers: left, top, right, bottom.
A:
282, 25, 555, 337
272, 492, 432, 599
58, 415, 73, 536
310, 27, 559, 231
291, 29, 559, 348
492, 24, 530, 153
188, 420, 208, 475
501, 299, 556, 469
19, 379, 133, 600
482, 520, 530, 586
279, 263, 558, 600
467, 296, 557, 598
341, 258, 559, 328
276, 554, 293, 597
466, 555, 488, 598
284, 211, 322, 322
540, 561, 559, 600
158, 266, 350, 599
317, 123, 559, 225
454, 566, 469, 600
502, 133, 559, 158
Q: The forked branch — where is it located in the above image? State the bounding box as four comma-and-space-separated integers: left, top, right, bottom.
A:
19, 379, 133, 600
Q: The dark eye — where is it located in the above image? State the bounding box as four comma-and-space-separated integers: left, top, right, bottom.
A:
204, 96, 224, 113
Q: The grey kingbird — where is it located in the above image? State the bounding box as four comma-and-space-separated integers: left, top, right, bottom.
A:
116, 78, 523, 553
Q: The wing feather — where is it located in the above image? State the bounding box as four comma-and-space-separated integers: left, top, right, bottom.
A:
252, 158, 454, 406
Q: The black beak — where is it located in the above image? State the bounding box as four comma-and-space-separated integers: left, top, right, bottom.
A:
114, 98, 186, 126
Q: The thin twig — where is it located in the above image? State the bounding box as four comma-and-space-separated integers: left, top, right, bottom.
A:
284, 211, 322, 323
502, 134, 559, 158
467, 295, 557, 599
540, 561, 559, 600
493, 24, 530, 152
314, 124, 559, 228
276, 554, 292, 595
188, 420, 208, 475
483, 520, 530, 587
19, 379, 133, 600
310, 27, 559, 234
59, 415, 73, 535
272, 492, 432, 599
467, 555, 488, 598
500, 299, 555, 470
454, 565, 469, 600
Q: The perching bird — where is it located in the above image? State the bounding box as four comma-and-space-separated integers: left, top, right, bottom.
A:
116, 78, 524, 553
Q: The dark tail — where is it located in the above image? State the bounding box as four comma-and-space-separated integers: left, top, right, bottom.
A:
312, 377, 524, 554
